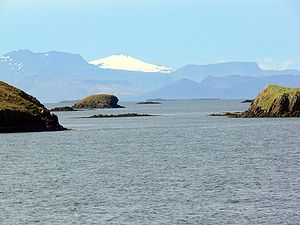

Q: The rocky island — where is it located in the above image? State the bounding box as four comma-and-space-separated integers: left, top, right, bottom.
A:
0, 81, 65, 132
211, 85, 300, 118
84, 113, 153, 118
240, 85, 300, 117
73, 94, 124, 109
50, 106, 76, 112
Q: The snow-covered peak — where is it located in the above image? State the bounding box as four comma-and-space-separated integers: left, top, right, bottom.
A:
89, 54, 175, 73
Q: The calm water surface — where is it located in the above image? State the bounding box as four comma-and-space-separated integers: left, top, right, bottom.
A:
0, 100, 299, 224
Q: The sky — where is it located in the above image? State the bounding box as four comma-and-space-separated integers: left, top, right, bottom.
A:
0, 0, 299, 69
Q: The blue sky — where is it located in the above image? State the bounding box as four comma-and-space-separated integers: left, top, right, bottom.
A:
0, 0, 299, 69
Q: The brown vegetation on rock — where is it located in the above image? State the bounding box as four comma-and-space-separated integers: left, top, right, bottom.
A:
0, 81, 65, 132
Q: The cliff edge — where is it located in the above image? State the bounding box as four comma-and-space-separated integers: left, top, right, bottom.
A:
240, 85, 300, 117
0, 81, 65, 132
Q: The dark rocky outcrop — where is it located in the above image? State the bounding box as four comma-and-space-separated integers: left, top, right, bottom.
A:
241, 99, 253, 103
84, 113, 153, 118
210, 112, 240, 118
50, 106, 76, 112
0, 81, 65, 132
73, 94, 124, 109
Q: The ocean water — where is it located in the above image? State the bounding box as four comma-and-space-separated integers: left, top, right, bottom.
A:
0, 100, 299, 225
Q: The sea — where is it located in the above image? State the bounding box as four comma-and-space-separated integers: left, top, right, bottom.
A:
0, 100, 299, 224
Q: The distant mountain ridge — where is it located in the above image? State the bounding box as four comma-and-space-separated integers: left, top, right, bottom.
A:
0, 49, 98, 77
0, 49, 173, 102
1, 49, 300, 102
142, 75, 300, 100
173, 62, 300, 82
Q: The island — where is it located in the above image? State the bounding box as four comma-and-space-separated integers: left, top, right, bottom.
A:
73, 94, 124, 109
211, 85, 300, 118
84, 113, 153, 118
0, 81, 66, 132
240, 85, 300, 117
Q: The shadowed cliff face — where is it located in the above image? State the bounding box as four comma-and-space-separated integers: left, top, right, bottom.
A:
73, 94, 124, 109
240, 85, 300, 117
0, 81, 65, 133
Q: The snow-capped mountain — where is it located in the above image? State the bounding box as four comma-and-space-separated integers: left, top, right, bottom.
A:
89, 54, 175, 73
0, 50, 174, 102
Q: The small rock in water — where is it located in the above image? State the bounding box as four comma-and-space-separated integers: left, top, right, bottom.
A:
50, 106, 76, 112
85, 113, 153, 118
136, 101, 161, 105
241, 99, 253, 103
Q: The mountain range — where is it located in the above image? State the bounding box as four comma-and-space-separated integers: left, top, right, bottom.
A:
1, 49, 300, 102
172, 62, 300, 82
0, 50, 173, 102
143, 75, 300, 100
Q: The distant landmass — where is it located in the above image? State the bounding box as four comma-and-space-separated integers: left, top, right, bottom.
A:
0, 50, 173, 102
142, 75, 300, 100
172, 62, 300, 82
1, 49, 300, 102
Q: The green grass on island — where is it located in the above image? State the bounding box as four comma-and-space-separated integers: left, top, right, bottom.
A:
254, 85, 300, 111
0, 81, 44, 116
73, 94, 123, 108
